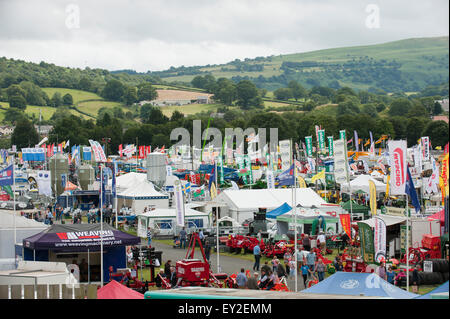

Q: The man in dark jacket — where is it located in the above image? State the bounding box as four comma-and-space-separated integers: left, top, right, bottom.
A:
164, 260, 172, 278
169, 266, 178, 288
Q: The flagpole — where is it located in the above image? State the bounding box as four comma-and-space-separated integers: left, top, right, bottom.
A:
13, 155, 17, 246
406, 194, 409, 292
100, 165, 104, 287
291, 139, 298, 292
215, 158, 220, 273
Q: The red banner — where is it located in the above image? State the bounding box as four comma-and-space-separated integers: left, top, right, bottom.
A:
119, 144, 123, 157
339, 214, 352, 239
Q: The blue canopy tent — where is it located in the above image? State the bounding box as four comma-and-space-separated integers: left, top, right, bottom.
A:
266, 202, 292, 219
416, 281, 449, 299
302, 272, 419, 299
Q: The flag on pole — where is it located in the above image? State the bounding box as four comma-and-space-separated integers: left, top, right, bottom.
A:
406, 166, 421, 213
192, 185, 205, 198
210, 182, 217, 200
354, 131, 359, 152
0, 165, 14, 186
369, 180, 377, 216
311, 170, 325, 183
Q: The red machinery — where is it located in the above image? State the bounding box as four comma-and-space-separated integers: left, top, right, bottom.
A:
176, 232, 227, 287
108, 264, 152, 293
226, 235, 265, 254
226, 234, 246, 254
263, 240, 291, 258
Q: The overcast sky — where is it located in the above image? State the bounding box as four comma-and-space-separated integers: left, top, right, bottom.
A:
0, 0, 448, 72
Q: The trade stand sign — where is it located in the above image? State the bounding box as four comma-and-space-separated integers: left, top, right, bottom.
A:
23, 227, 140, 250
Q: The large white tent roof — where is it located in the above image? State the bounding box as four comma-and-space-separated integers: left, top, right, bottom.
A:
139, 206, 208, 218
215, 188, 327, 211
341, 174, 386, 194
117, 180, 168, 199
0, 211, 48, 230
359, 215, 406, 227
108, 172, 148, 190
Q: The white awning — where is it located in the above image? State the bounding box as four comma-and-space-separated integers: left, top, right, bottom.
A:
359, 215, 406, 227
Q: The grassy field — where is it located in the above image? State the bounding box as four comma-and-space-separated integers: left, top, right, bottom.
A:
41, 88, 102, 103
160, 103, 223, 117
0, 101, 86, 121
76, 100, 127, 117
160, 36, 449, 91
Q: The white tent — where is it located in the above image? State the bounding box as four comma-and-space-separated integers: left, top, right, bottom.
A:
117, 180, 169, 214
0, 210, 48, 267
213, 188, 339, 223
341, 175, 387, 194
108, 172, 148, 192
137, 204, 210, 236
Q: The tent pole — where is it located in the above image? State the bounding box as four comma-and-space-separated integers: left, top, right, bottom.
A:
406, 194, 409, 292
88, 248, 90, 284
100, 165, 104, 287
13, 154, 17, 247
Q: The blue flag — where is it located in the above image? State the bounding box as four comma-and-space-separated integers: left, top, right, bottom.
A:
275, 163, 295, 187
112, 161, 117, 198
99, 167, 108, 205
0, 165, 14, 187
209, 166, 215, 192
406, 166, 421, 213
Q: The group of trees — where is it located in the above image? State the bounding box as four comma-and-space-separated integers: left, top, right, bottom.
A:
191, 75, 263, 109
1, 81, 74, 110
11, 94, 442, 154
100, 80, 158, 105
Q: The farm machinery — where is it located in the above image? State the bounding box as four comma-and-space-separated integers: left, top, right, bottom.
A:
109, 246, 162, 293
174, 232, 228, 288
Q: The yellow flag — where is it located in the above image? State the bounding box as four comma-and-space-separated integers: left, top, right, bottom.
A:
311, 170, 325, 183
386, 175, 390, 197
369, 180, 377, 216
62, 141, 66, 149
210, 182, 217, 200
297, 175, 307, 188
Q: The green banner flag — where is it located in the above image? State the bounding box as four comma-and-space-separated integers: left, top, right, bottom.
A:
2, 185, 13, 198
318, 130, 326, 152
339, 130, 346, 141
328, 136, 334, 156
244, 155, 253, 184
305, 136, 313, 157
219, 156, 224, 184
358, 222, 375, 264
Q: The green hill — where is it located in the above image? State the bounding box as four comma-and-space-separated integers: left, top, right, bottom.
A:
152, 36, 449, 92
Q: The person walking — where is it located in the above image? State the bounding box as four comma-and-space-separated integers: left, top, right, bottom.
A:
317, 232, 327, 254
179, 227, 187, 249
411, 264, 421, 293
236, 268, 248, 289
315, 259, 326, 282
376, 261, 387, 281
386, 266, 395, 284
300, 261, 309, 287
306, 250, 316, 273
253, 243, 261, 271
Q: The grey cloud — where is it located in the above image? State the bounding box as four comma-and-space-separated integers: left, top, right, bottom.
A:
0, 0, 447, 71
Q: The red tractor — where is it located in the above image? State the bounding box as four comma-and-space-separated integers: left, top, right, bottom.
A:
226, 234, 246, 254
243, 237, 265, 254
175, 232, 228, 288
